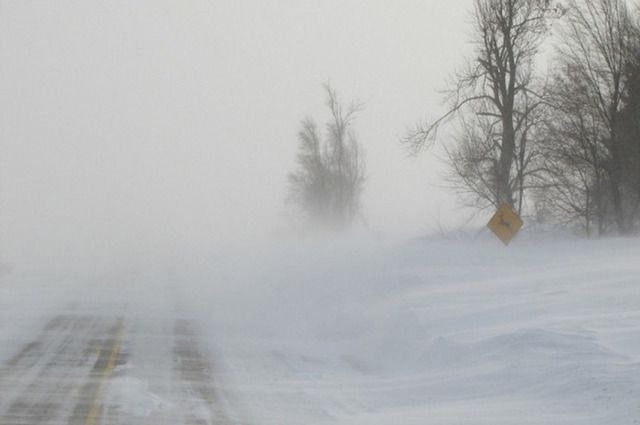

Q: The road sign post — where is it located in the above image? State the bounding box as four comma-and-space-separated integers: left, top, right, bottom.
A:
487, 203, 523, 245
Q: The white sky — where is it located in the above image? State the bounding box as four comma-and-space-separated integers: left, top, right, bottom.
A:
0, 1, 475, 267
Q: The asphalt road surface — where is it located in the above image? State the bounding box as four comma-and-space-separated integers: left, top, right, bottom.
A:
0, 309, 243, 425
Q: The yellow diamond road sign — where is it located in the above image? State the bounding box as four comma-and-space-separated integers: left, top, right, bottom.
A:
487, 203, 523, 246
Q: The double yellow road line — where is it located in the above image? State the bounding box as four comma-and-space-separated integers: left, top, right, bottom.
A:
84, 319, 125, 425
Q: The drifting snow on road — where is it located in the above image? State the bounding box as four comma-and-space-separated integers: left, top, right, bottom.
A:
0, 280, 244, 425
1, 237, 639, 424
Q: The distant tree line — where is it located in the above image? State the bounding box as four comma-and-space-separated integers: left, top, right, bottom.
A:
405, 0, 640, 237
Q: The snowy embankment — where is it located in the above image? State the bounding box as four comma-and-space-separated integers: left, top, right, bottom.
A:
182, 236, 640, 425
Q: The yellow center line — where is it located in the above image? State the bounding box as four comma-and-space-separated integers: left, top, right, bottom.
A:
84, 319, 125, 425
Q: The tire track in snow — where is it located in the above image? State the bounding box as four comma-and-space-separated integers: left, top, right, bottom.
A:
173, 319, 234, 425
0, 314, 123, 425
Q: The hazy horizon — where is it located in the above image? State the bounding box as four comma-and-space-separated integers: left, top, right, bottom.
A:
1, 1, 475, 269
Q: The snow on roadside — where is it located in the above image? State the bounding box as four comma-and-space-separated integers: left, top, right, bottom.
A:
183, 236, 640, 425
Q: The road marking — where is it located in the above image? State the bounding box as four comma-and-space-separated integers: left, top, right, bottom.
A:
84, 319, 125, 425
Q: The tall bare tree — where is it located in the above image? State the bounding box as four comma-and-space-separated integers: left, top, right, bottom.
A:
617, 48, 640, 232
287, 85, 365, 229
554, 0, 637, 234
535, 64, 610, 236
405, 0, 558, 211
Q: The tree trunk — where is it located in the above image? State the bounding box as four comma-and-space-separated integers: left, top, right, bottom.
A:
498, 116, 516, 207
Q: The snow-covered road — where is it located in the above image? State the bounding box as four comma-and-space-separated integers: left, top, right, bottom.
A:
1, 236, 639, 424
0, 284, 244, 425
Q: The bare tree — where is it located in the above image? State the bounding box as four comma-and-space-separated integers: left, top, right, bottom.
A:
444, 112, 502, 211
616, 33, 640, 234
404, 0, 558, 211
444, 89, 548, 214
554, 0, 637, 234
287, 84, 365, 229
535, 66, 610, 236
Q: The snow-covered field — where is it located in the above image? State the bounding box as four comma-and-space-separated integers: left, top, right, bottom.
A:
181, 236, 640, 425
1, 235, 639, 424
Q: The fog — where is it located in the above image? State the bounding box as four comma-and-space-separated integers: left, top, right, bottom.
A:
0, 1, 476, 272
4, 4, 640, 423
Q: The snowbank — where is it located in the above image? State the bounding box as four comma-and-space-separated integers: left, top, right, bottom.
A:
180, 236, 640, 424
1, 235, 638, 424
